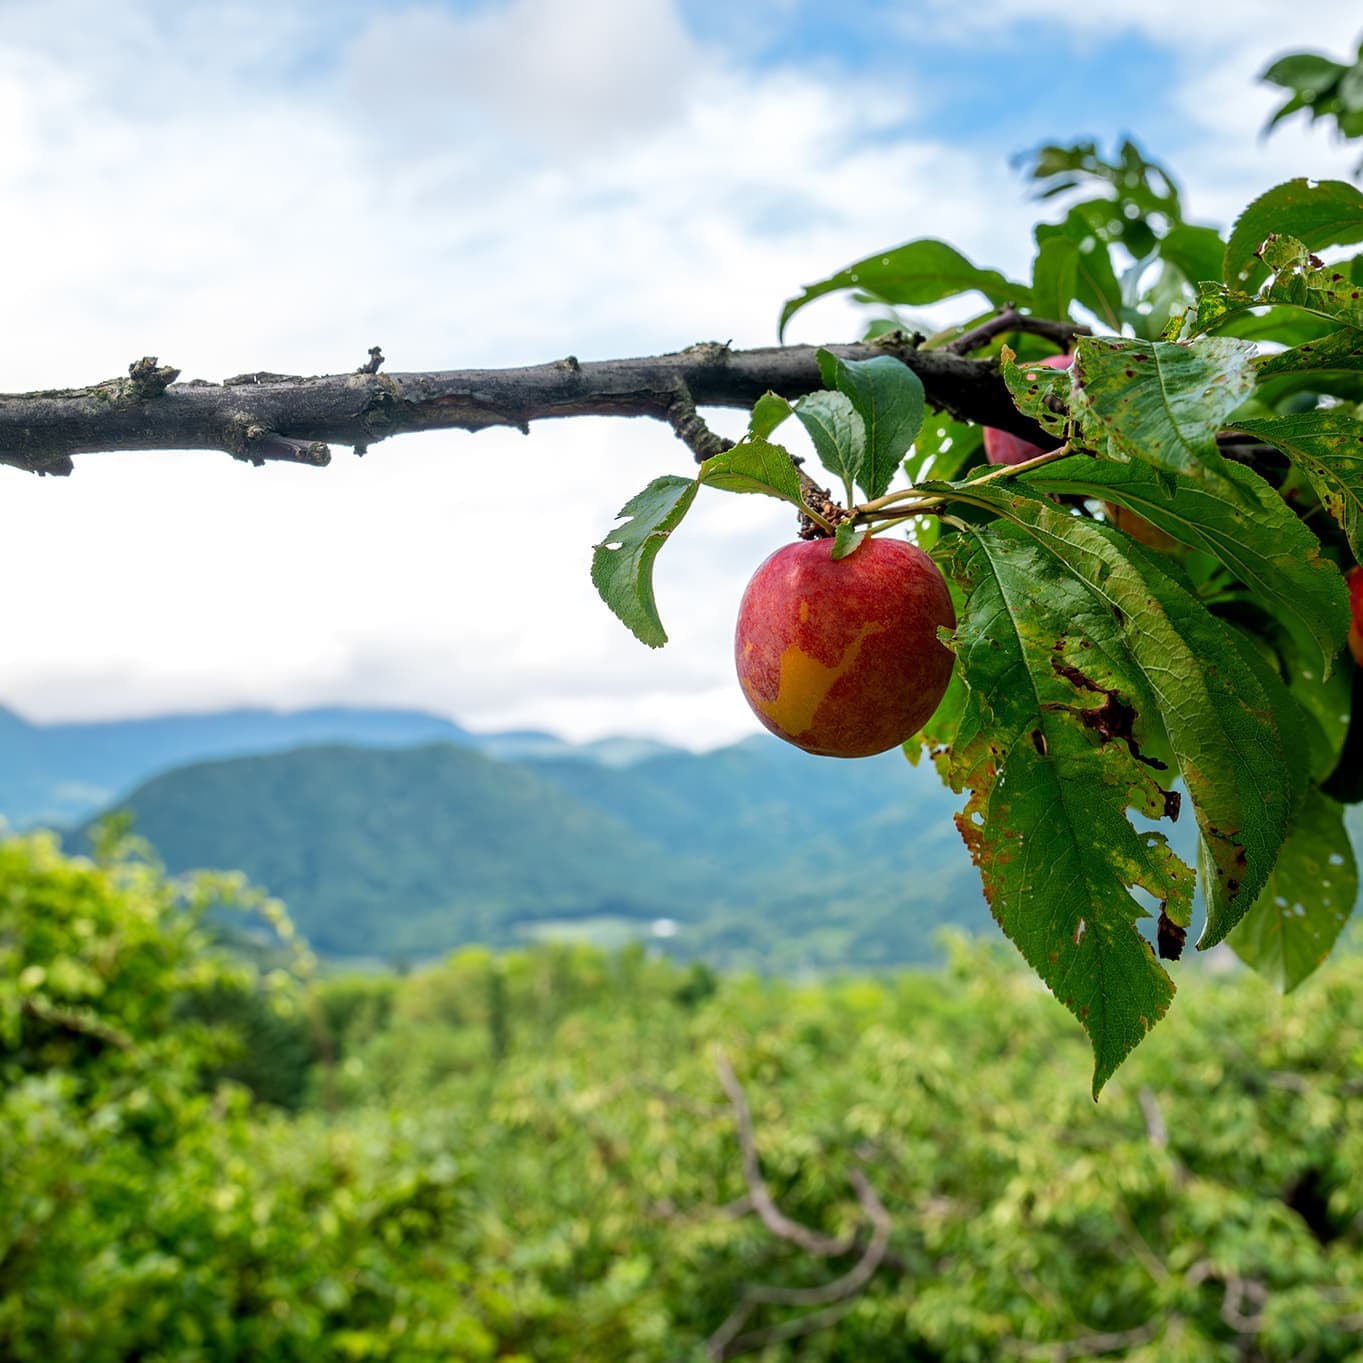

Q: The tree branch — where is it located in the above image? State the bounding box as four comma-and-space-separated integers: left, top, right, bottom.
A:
707, 1047, 898, 1361
0, 339, 1050, 475
711, 1046, 858, 1258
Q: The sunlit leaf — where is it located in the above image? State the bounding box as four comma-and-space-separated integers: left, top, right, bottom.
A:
698, 438, 803, 504
909, 413, 984, 484
1224, 178, 1363, 287
780, 239, 1026, 340
1233, 410, 1363, 556
1022, 454, 1349, 670
1255, 325, 1363, 378
1159, 224, 1226, 286
1036, 209, 1124, 331
1030, 235, 1080, 322
748, 392, 793, 440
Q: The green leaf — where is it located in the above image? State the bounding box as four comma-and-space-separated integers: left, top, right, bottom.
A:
1232, 411, 1363, 557
1255, 326, 1363, 379
698, 438, 803, 505
830, 522, 868, 560
939, 521, 1188, 1095
816, 350, 925, 501
1030, 235, 1079, 322
1069, 336, 1256, 481
1036, 209, 1124, 331
909, 413, 983, 484
1022, 454, 1349, 671
1227, 789, 1357, 992
1224, 179, 1363, 288
1262, 53, 1347, 94
590, 476, 698, 648
999, 348, 1071, 440
749, 392, 793, 440
938, 483, 1295, 953
1159, 224, 1226, 286
780, 239, 1027, 340
792, 391, 863, 502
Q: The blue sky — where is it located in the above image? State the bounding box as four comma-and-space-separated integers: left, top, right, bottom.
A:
684, 1, 1179, 147
1, 0, 1360, 745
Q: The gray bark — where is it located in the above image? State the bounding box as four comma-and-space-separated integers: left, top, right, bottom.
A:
0, 340, 1048, 476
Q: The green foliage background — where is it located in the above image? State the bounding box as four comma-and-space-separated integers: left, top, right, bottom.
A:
5, 832, 1362, 1362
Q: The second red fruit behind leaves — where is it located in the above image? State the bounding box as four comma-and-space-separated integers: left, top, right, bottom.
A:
982, 352, 1072, 467
1349, 565, 1363, 667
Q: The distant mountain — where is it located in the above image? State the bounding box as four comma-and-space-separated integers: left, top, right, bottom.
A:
0, 703, 677, 829
78, 737, 992, 969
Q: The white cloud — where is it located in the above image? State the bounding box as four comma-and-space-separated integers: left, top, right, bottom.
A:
2, 1, 1358, 746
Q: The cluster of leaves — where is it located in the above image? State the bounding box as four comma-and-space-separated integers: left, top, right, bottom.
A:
593, 132, 1363, 1091
1264, 41, 1363, 147
6, 833, 1363, 1361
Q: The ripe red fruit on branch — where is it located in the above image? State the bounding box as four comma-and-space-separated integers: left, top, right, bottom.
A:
1349, 565, 1363, 667
982, 352, 1072, 466
734, 537, 956, 758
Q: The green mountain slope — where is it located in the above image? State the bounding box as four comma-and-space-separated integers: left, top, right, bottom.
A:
84, 737, 993, 968
0, 705, 476, 828
91, 744, 693, 957
0, 702, 674, 830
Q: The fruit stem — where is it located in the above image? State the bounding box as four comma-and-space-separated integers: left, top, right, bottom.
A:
849, 442, 1074, 525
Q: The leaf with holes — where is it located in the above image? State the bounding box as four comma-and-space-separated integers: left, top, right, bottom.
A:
1224, 178, 1363, 288
591, 476, 698, 648
1068, 336, 1256, 483
935, 482, 1297, 955
1227, 789, 1357, 991
938, 518, 1190, 1095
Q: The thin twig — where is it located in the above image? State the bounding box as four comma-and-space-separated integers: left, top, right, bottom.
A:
707, 1049, 899, 1362
1012, 1317, 1165, 1361
711, 1047, 858, 1258
946, 307, 1093, 356
21, 995, 135, 1052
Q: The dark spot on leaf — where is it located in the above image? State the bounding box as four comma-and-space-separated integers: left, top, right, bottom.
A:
1048, 662, 1168, 771
1124, 369, 1136, 378
1157, 909, 1186, 961
1031, 729, 1048, 756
